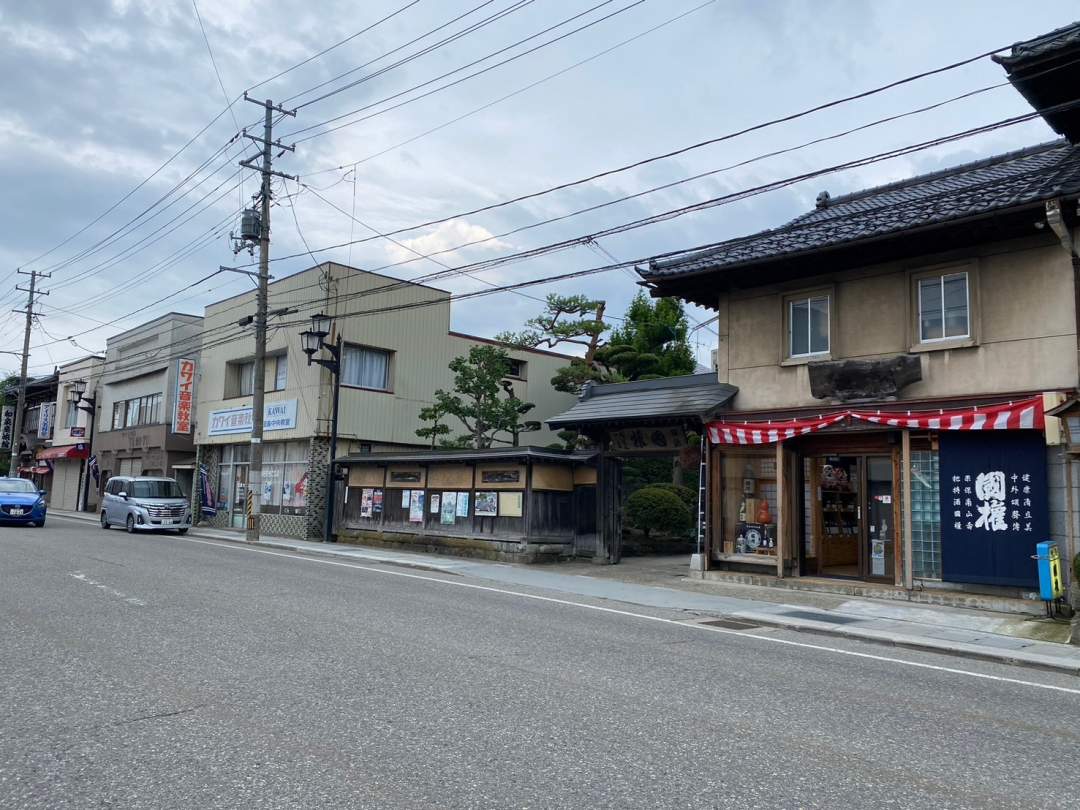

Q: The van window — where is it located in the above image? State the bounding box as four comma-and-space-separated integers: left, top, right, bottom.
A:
131, 480, 184, 499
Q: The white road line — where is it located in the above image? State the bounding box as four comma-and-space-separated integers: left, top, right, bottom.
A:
69, 571, 146, 606
150, 533, 1080, 697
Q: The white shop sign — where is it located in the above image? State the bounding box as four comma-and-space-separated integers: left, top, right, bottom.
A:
207, 399, 298, 436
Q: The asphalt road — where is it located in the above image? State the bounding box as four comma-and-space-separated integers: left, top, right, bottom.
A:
2, 517, 1078, 809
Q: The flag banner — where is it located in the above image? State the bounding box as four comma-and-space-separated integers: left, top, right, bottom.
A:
198, 464, 217, 518
706, 396, 1046, 445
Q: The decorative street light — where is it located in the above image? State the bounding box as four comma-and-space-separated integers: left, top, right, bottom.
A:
69, 379, 97, 512
299, 312, 343, 543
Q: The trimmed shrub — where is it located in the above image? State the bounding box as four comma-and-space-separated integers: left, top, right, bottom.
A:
647, 483, 697, 513
625, 486, 691, 539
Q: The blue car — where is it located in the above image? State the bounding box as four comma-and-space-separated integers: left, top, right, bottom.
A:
0, 477, 47, 527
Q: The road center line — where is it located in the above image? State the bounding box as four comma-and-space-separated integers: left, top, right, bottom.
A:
69, 572, 146, 607
108, 530, 1080, 695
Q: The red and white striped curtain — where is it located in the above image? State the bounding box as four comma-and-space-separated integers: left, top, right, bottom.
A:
706, 396, 1046, 446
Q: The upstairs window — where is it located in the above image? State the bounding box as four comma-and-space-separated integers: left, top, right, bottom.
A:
918, 272, 969, 342
342, 345, 391, 391
272, 355, 288, 391
506, 359, 526, 379
789, 296, 830, 357
112, 402, 125, 430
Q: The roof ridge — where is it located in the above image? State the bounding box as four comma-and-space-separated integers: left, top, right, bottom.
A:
803, 138, 1070, 213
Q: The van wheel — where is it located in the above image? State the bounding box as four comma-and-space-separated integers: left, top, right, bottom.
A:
125, 515, 135, 533
100, 512, 110, 530
177, 528, 188, 535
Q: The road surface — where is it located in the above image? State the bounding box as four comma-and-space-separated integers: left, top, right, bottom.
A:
1, 516, 1077, 808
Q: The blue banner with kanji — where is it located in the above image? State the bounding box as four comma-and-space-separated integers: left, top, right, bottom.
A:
938, 431, 1046, 588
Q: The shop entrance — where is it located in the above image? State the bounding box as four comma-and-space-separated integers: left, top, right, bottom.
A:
802, 454, 896, 581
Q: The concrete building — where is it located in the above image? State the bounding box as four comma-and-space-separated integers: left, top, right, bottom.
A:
94, 313, 203, 500
47, 355, 104, 512
193, 262, 578, 540
4, 372, 58, 494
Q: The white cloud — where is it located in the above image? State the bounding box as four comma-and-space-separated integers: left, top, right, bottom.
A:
382, 218, 510, 265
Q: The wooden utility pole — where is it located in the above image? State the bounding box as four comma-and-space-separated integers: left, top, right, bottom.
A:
7, 269, 48, 476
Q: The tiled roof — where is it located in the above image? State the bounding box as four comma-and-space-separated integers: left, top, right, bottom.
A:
336, 446, 597, 464
645, 140, 1080, 279
993, 21, 1080, 69
547, 373, 737, 427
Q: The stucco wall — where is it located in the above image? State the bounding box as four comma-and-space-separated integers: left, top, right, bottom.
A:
717, 237, 1078, 410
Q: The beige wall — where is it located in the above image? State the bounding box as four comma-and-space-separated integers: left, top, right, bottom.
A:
196, 263, 577, 447
716, 237, 1078, 411
53, 356, 104, 448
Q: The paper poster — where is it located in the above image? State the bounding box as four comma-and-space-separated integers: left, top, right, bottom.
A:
373, 490, 384, 514
401, 489, 411, 508
456, 491, 470, 517
430, 494, 441, 514
409, 491, 424, 522
360, 488, 374, 518
475, 491, 498, 517
440, 492, 457, 525
498, 491, 523, 518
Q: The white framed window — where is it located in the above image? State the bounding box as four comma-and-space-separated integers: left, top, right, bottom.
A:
238, 361, 255, 396
126, 398, 140, 427
65, 401, 79, 428
918, 271, 969, 342
112, 402, 125, 430
788, 295, 830, 357
342, 344, 391, 391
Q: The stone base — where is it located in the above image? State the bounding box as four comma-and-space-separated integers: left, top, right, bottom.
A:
336, 528, 573, 564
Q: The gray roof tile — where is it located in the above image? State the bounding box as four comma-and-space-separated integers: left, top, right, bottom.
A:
547, 373, 737, 427
645, 140, 1080, 279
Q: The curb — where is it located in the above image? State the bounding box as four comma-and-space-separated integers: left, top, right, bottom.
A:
53, 511, 1080, 676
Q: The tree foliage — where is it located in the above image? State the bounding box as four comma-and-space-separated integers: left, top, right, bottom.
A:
625, 486, 691, 539
594, 292, 695, 381
416, 345, 538, 449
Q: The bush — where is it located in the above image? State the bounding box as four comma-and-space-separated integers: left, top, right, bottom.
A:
625, 486, 691, 539
647, 483, 697, 513
1073, 552, 1080, 583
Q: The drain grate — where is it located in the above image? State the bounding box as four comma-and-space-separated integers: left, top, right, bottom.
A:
701, 617, 764, 630
779, 610, 861, 625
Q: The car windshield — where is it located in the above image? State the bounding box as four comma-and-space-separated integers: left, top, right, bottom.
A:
130, 480, 184, 499
0, 479, 37, 493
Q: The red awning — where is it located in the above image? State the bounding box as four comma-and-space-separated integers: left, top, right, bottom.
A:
36, 445, 88, 460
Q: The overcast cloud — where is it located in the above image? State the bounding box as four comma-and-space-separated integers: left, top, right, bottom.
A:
1, 0, 1076, 375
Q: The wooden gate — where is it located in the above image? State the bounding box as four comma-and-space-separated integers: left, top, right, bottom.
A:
595, 454, 623, 564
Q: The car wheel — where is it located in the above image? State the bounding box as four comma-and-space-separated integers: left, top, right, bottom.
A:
100, 511, 110, 530
178, 528, 188, 535
125, 514, 135, 534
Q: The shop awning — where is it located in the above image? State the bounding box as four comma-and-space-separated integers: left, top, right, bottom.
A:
36, 445, 88, 460
707, 396, 1047, 445
18, 465, 51, 475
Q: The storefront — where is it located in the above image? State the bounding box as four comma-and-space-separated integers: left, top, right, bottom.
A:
706, 396, 1056, 596
212, 439, 309, 530
36, 444, 90, 511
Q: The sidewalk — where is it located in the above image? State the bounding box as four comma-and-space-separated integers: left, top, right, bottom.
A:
52, 509, 1080, 675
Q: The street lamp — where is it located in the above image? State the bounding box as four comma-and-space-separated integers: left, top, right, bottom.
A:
299, 313, 343, 543
69, 379, 97, 512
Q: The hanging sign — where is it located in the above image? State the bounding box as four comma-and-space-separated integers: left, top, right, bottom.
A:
207, 399, 297, 436
37, 403, 55, 439
609, 426, 688, 452
172, 357, 196, 435
938, 431, 1046, 588
0, 405, 14, 449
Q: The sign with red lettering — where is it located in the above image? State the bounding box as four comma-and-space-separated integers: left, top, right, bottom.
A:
172, 357, 196, 435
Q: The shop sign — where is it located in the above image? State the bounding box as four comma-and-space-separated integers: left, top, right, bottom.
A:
207, 399, 297, 436
172, 357, 196, 435
938, 432, 1046, 588
37, 403, 54, 439
609, 426, 687, 453
0, 405, 13, 449
70, 426, 86, 438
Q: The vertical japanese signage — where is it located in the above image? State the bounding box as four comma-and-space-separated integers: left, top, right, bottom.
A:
0, 405, 13, 449
37, 403, 54, 439
172, 357, 196, 434
938, 432, 1046, 588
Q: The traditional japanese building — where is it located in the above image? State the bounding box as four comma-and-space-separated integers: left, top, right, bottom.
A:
616, 23, 1080, 606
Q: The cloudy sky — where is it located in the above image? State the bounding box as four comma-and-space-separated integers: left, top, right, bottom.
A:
1, 0, 1077, 376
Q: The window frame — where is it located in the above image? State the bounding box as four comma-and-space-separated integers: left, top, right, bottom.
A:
780, 286, 835, 365
908, 261, 979, 352
272, 354, 288, 391
917, 271, 970, 344
340, 343, 394, 393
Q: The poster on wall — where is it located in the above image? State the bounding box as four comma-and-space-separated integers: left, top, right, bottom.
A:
401, 489, 411, 508
938, 431, 1046, 588
430, 494, 441, 514
498, 491, 523, 518
373, 490, 384, 514
360, 488, 374, 518
440, 492, 457, 525
475, 491, 498, 517
456, 492, 470, 517
409, 491, 425, 522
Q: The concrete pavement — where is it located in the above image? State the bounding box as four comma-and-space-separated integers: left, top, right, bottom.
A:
3, 518, 1080, 808
49, 509, 1080, 674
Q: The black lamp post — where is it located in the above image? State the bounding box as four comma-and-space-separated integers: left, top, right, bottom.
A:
69, 379, 96, 512
300, 312, 343, 543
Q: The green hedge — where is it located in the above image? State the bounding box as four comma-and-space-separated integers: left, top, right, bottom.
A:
625, 486, 691, 539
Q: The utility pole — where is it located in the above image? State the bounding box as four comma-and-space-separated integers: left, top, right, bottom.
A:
239, 94, 295, 542
8, 269, 48, 477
